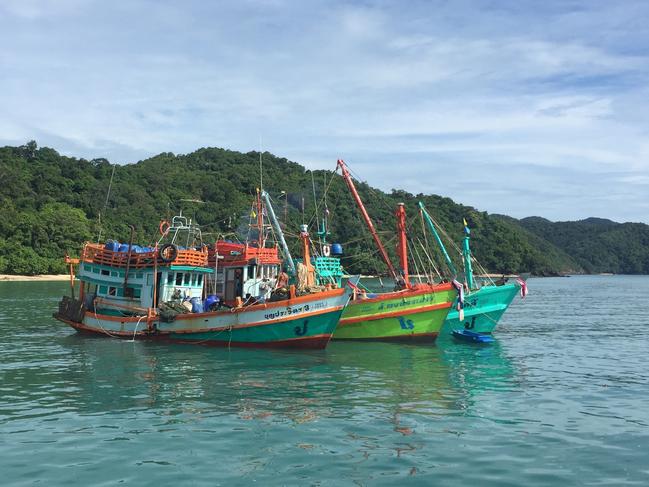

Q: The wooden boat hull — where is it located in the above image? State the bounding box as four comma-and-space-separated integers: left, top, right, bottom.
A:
332, 283, 455, 342
54, 288, 349, 350
444, 282, 519, 334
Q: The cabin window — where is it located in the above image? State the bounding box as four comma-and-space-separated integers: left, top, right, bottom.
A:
99, 285, 107, 294
184, 273, 190, 285
167, 273, 174, 284
92, 266, 100, 274
175, 273, 183, 285
136, 272, 143, 279
108, 287, 117, 296
101, 269, 109, 276
133, 289, 141, 298
111, 271, 118, 277
197, 275, 203, 286
191, 274, 197, 286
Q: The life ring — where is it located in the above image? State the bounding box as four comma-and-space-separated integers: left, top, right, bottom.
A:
158, 243, 178, 263
322, 244, 331, 257
159, 220, 171, 235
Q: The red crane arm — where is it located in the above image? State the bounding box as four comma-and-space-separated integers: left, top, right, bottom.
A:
336, 159, 399, 281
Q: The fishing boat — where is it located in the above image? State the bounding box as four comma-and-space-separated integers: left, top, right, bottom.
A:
53, 210, 351, 349
308, 160, 457, 342
418, 202, 527, 334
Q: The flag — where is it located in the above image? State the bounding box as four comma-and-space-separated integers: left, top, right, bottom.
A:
463, 218, 470, 235
516, 278, 528, 298
250, 209, 257, 218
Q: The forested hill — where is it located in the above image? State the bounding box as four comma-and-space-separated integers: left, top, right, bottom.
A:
512, 216, 649, 274
0, 142, 644, 276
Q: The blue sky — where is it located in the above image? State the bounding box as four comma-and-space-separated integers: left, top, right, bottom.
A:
1, 0, 648, 223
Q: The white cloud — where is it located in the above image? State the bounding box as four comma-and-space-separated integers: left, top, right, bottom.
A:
1, 0, 648, 222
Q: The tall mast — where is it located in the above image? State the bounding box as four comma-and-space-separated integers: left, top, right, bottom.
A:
418, 202, 457, 278
261, 190, 296, 276
255, 188, 265, 247
462, 219, 475, 289
395, 203, 410, 287
336, 159, 399, 281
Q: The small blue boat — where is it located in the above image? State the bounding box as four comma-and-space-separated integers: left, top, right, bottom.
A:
452, 329, 495, 343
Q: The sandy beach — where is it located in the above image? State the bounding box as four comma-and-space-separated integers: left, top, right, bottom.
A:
0, 274, 71, 282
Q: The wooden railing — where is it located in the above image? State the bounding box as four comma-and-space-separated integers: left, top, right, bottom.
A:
208, 242, 280, 266
80, 243, 208, 268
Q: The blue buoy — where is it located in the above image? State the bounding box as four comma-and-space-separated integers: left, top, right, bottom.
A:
331, 243, 343, 255
452, 329, 495, 343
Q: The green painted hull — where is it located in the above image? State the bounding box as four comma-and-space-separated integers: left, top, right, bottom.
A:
168, 307, 345, 349
333, 286, 456, 341
444, 283, 519, 334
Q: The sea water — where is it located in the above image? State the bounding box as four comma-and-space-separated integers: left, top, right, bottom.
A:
1, 276, 648, 485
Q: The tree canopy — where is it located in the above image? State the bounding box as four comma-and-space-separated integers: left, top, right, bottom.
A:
1, 141, 646, 276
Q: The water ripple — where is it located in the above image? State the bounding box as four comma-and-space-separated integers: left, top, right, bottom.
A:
1, 277, 649, 485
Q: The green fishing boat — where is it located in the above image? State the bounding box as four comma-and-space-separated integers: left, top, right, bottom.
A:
298, 160, 456, 342
418, 202, 527, 334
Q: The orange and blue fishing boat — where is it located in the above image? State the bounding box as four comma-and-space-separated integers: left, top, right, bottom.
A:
54, 211, 351, 349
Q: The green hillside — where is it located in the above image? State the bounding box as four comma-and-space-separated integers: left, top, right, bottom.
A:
516, 216, 649, 274
1, 141, 641, 276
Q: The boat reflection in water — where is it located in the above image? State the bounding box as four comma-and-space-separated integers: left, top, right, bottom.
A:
57, 330, 514, 424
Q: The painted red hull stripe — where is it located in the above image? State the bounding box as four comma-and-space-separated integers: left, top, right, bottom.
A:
339, 301, 452, 326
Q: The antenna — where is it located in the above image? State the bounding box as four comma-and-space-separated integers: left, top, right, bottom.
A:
311, 171, 320, 246
259, 135, 263, 191
97, 163, 116, 243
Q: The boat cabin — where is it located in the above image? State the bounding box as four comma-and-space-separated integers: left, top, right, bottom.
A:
208, 241, 282, 306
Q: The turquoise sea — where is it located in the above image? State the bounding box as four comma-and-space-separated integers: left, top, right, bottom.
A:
1, 276, 648, 485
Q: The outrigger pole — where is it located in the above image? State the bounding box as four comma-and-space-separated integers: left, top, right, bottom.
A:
336, 159, 401, 284
417, 202, 458, 278
261, 190, 296, 276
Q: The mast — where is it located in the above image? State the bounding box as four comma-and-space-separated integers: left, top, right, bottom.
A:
462, 219, 475, 289
261, 190, 296, 275
417, 202, 457, 278
336, 159, 399, 281
255, 188, 265, 247
395, 203, 410, 287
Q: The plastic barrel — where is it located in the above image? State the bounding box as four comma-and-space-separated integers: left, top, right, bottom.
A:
204, 295, 219, 311
104, 241, 120, 252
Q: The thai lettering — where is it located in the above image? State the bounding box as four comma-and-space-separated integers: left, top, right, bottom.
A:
294, 320, 308, 336
264, 303, 311, 320
398, 317, 414, 330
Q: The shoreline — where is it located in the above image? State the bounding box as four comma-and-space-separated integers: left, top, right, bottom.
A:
0, 274, 71, 282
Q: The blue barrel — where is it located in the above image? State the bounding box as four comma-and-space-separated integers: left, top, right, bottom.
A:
204, 295, 220, 311
331, 243, 343, 255
104, 240, 120, 252
190, 297, 203, 313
